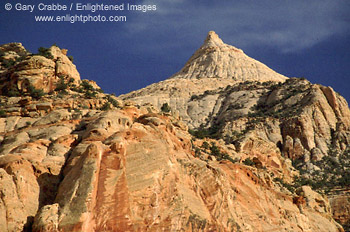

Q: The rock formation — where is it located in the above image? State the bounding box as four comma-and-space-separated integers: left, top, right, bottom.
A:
121, 32, 350, 170
121, 31, 350, 230
0, 43, 80, 95
0, 35, 349, 231
329, 191, 350, 232
0, 96, 344, 232
170, 31, 287, 82
121, 31, 287, 127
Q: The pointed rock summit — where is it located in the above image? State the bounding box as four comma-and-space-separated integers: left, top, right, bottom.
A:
121, 31, 290, 126
203, 31, 226, 48
171, 31, 287, 82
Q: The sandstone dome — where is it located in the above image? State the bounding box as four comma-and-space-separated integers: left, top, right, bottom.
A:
170, 31, 288, 82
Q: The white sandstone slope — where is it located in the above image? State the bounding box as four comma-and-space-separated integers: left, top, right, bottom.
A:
121, 31, 288, 125
170, 31, 287, 81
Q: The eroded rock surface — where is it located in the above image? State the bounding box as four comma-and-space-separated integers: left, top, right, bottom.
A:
329, 191, 350, 231
0, 93, 344, 231
170, 31, 287, 82
121, 31, 350, 231
121, 31, 287, 127
0, 37, 348, 231
0, 44, 80, 95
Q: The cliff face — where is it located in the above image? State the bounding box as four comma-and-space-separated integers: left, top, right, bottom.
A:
121, 31, 350, 230
121, 32, 350, 189
330, 192, 350, 232
0, 36, 348, 231
0, 97, 343, 232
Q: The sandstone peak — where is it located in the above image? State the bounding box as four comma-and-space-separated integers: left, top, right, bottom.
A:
1, 41, 349, 231
203, 31, 225, 47
170, 31, 287, 82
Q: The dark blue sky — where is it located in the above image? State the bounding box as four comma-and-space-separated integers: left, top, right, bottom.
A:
1, 0, 349, 102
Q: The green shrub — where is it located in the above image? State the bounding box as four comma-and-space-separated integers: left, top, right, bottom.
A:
293, 176, 314, 189
2, 59, 16, 68
100, 102, 111, 111
243, 158, 255, 166
57, 91, 68, 98
187, 214, 207, 230
201, 141, 210, 149
161, 103, 171, 113
37, 47, 54, 59
107, 95, 120, 108
210, 142, 221, 157
84, 90, 97, 99
71, 86, 83, 93
0, 110, 6, 117
189, 128, 209, 139
209, 142, 237, 163
188, 123, 222, 139
81, 80, 94, 91
27, 84, 45, 99
59, 90, 68, 95
68, 55, 74, 62
194, 147, 201, 157
273, 177, 294, 193
68, 78, 75, 84
190, 94, 200, 101
4, 87, 21, 97
55, 77, 68, 91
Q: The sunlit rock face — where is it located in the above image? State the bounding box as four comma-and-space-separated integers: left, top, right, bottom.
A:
0, 43, 80, 95
0, 37, 348, 231
170, 31, 287, 82
121, 31, 288, 127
